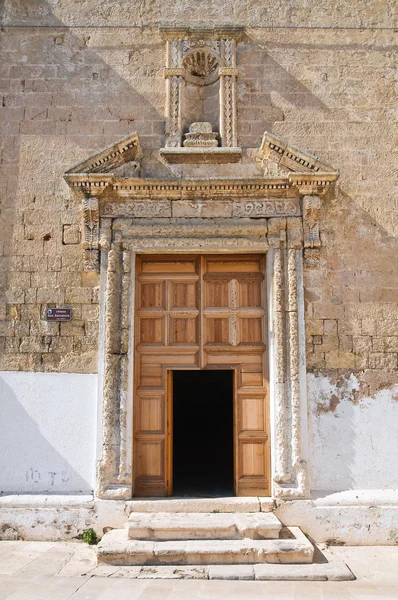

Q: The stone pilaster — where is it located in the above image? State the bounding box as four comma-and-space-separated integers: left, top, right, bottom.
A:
269, 217, 309, 499
96, 234, 133, 499
165, 40, 183, 148
219, 38, 238, 147
302, 195, 321, 268
82, 195, 100, 272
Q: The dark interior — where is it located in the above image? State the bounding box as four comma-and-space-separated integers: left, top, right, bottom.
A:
172, 369, 234, 497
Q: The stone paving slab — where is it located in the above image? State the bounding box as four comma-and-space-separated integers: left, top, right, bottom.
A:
1, 542, 398, 598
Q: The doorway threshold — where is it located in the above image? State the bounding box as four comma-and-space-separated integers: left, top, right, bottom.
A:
128, 497, 275, 513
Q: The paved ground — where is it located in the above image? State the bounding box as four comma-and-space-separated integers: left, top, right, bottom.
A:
0, 541, 397, 598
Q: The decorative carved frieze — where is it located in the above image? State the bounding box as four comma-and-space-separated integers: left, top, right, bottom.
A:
218, 67, 239, 77
113, 218, 268, 241
112, 177, 292, 198
302, 195, 321, 269
82, 196, 100, 272
219, 38, 238, 148
102, 200, 172, 218
233, 200, 300, 218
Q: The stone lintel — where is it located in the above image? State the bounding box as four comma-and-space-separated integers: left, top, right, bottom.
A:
100, 198, 301, 219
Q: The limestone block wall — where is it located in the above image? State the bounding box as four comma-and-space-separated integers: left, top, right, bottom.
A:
0, 0, 397, 495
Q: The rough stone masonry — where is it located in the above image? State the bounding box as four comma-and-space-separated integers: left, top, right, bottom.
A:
0, 0, 397, 535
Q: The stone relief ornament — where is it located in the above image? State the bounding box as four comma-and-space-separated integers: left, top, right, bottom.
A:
182, 49, 220, 86
82, 196, 100, 272
160, 27, 243, 158
183, 122, 219, 147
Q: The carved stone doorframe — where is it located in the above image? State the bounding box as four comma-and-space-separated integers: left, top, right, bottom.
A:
64, 130, 339, 500
94, 217, 309, 500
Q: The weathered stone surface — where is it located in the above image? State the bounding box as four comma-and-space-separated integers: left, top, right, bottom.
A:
128, 497, 261, 513
126, 512, 281, 540
97, 526, 314, 566
208, 565, 254, 580
233, 200, 300, 218
0, 0, 397, 531
172, 200, 233, 218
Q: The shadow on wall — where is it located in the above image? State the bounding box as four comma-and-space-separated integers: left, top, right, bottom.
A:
237, 36, 329, 147
0, 374, 95, 494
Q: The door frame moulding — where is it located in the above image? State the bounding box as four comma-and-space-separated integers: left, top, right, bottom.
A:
94, 223, 310, 501
64, 130, 339, 501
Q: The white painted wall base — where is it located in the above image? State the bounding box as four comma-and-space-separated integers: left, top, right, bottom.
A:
0, 495, 128, 541
308, 373, 398, 491
1, 492, 397, 544
0, 372, 97, 494
276, 490, 398, 545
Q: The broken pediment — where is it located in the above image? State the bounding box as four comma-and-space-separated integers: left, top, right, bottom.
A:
65, 132, 142, 175
64, 130, 339, 273
256, 132, 337, 175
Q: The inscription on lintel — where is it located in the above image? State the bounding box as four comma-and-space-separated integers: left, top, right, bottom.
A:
102, 198, 300, 218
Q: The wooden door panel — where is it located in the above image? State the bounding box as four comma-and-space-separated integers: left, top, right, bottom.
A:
239, 396, 266, 432
140, 282, 165, 308
134, 254, 270, 497
138, 394, 164, 433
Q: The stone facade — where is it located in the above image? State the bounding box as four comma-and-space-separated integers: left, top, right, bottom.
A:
0, 0, 397, 509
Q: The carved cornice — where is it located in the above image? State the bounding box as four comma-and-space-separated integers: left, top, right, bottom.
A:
64, 131, 339, 272
65, 132, 143, 176
257, 131, 338, 175
288, 172, 339, 196
66, 173, 338, 200
67, 175, 295, 198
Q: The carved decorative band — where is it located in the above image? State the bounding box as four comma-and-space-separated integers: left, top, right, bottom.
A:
233, 200, 300, 217
219, 67, 239, 77
164, 68, 184, 78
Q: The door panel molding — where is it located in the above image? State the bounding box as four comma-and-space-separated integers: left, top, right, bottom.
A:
133, 254, 270, 497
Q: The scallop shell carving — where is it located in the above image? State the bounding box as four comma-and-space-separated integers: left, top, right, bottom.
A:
182, 49, 220, 86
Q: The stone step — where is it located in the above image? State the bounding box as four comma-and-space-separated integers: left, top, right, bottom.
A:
126, 512, 282, 540
127, 497, 274, 514
97, 527, 314, 566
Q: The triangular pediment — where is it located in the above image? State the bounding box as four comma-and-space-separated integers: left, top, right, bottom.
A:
256, 132, 337, 175
65, 132, 143, 175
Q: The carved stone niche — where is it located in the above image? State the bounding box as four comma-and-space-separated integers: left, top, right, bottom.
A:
159, 26, 243, 163
64, 130, 338, 500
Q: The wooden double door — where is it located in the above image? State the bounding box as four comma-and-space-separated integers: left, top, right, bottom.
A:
133, 254, 270, 497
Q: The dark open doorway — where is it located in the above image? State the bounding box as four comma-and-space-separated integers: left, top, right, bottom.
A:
172, 369, 234, 497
